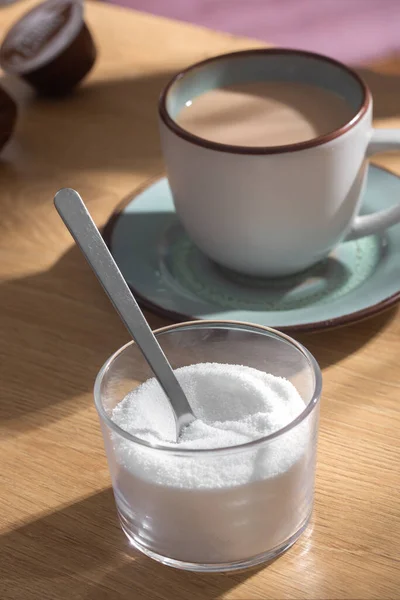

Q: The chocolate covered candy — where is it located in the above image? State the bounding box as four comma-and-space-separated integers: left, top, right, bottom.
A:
0, 85, 17, 152
0, 0, 97, 96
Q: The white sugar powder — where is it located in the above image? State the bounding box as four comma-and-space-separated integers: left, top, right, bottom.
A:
110, 363, 316, 564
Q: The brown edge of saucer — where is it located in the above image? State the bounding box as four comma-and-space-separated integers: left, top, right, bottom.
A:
158, 48, 372, 156
101, 169, 400, 334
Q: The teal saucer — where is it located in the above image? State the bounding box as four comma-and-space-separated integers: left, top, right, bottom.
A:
103, 165, 400, 332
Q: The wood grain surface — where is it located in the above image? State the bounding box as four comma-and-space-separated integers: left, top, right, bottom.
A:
0, 2, 399, 599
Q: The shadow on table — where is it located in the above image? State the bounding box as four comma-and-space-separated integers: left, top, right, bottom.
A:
0, 488, 265, 600
0, 243, 171, 436
355, 61, 400, 121
1, 239, 398, 436
297, 306, 398, 370
0, 70, 178, 181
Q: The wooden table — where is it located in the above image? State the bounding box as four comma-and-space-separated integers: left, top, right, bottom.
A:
1, 2, 399, 598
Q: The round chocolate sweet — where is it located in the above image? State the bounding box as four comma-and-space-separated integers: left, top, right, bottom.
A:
0, 0, 97, 96
0, 85, 17, 152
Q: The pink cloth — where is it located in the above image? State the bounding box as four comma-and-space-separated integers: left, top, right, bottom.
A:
108, 0, 400, 64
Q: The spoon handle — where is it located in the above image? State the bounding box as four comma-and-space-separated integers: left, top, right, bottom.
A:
54, 188, 194, 435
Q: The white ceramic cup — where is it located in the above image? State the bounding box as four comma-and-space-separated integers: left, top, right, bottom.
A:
159, 49, 400, 277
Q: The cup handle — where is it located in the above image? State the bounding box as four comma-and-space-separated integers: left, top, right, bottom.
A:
347, 128, 400, 240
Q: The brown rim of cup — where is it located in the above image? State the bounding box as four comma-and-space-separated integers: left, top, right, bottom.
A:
158, 48, 372, 155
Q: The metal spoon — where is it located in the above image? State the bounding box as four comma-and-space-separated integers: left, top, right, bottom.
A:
54, 188, 196, 441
